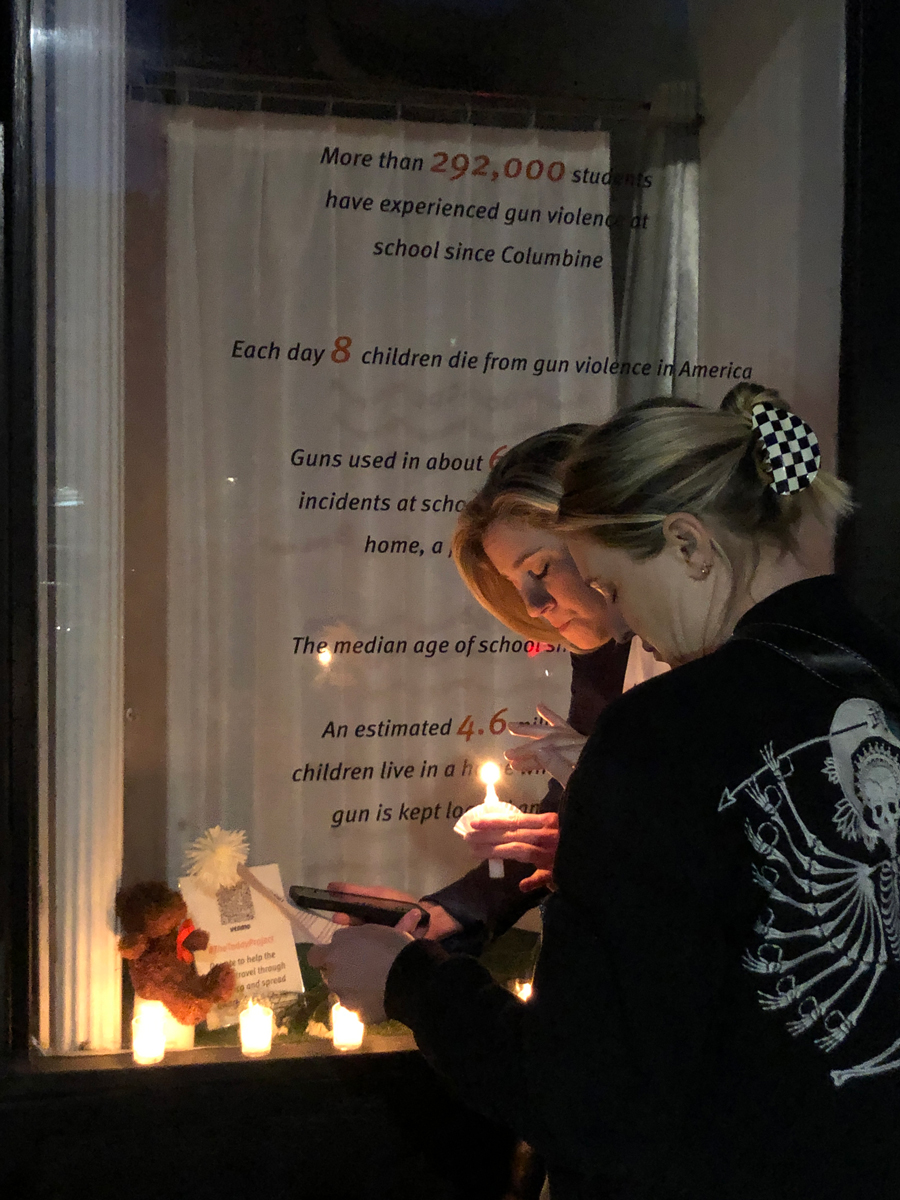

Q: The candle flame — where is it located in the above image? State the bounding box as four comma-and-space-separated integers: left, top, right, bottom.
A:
479, 761, 501, 786
332, 1000, 365, 1051
318, 647, 333, 666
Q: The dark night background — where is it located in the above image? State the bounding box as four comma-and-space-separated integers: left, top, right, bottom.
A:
128, 0, 695, 100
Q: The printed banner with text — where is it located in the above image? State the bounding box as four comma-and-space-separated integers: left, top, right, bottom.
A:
166, 112, 633, 896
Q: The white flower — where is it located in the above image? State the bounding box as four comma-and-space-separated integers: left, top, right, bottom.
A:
184, 826, 249, 893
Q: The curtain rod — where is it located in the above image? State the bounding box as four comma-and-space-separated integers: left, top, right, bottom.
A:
128, 66, 701, 132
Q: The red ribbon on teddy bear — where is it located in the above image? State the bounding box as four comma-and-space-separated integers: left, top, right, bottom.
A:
175, 918, 197, 964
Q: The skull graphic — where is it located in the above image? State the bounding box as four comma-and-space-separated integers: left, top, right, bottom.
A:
853, 740, 900, 850
828, 699, 900, 852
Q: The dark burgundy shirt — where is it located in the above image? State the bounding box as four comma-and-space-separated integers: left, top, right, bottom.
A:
424, 638, 631, 951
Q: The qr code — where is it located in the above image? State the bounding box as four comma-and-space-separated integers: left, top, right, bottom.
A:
216, 882, 255, 926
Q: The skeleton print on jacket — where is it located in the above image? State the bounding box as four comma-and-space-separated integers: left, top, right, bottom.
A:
722, 696, 900, 1087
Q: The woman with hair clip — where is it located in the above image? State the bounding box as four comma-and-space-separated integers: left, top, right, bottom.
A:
329, 424, 665, 952
311, 384, 900, 1200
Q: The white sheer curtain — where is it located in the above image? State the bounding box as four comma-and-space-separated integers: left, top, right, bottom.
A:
165, 113, 616, 896
33, 0, 126, 1052
617, 83, 700, 407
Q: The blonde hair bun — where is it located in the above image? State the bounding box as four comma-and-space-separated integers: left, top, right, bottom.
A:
557, 387, 851, 556
720, 380, 783, 422
720, 381, 790, 491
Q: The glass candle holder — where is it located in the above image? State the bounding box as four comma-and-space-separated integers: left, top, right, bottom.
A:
133, 995, 195, 1051
131, 999, 166, 1065
331, 1001, 364, 1051
239, 999, 274, 1057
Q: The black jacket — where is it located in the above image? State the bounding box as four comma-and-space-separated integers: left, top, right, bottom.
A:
424, 639, 630, 952
386, 578, 900, 1199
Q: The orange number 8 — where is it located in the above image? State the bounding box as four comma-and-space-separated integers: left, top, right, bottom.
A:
332, 335, 352, 363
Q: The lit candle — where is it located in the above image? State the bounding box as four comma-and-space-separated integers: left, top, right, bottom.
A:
239, 999, 274, 1057
317, 647, 332, 666
331, 1001, 365, 1051
480, 761, 506, 878
132, 999, 166, 1065
133, 995, 194, 1052
513, 979, 533, 1002
162, 1012, 195, 1051
453, 760, 522, 877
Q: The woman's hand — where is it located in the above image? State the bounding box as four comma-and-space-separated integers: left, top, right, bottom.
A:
505, 704, 586, 785
307, 908, 421, 1023
466, 811, 559, 893
326, 881, 463, 940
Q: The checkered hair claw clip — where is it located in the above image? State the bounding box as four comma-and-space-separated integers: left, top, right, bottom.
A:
750, 400, 821, 495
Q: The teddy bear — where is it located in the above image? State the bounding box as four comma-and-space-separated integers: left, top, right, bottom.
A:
116, 880, 236, 1025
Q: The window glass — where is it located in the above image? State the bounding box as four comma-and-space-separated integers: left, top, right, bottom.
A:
29, 0, 845, 1061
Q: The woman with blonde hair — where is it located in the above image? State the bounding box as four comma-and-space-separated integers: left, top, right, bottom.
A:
434, 426, 664, 902
312, 383, 900, 1200
332, 423, 663, 949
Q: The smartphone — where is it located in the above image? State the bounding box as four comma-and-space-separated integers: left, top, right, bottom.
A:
288, 885, 430, 931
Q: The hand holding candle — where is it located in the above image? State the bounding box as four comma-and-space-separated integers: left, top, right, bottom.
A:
459, 810, 559, 893
453, 762, 523, 878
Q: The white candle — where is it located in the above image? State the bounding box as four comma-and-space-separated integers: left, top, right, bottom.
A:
162, 1012, 195, 1051
453, 760, 521, 875
131, 999, 166, 1065
479, 762, 506, 878
239, 999, 274, 1057
133, 995, 195, 1051
331, 1001, 365, 1051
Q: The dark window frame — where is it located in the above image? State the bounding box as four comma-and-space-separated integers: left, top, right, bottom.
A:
2, 0, 898, 1067
837, 0, 900, 631
2, 0, 38, 1063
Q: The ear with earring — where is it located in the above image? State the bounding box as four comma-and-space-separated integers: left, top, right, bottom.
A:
669, 515, 715, 581
680, 543, 711, 579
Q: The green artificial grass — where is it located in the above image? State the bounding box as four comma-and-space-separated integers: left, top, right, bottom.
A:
194, 925, 541, 1047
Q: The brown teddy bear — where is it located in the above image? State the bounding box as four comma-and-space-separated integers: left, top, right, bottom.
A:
116, 881, 236, 1025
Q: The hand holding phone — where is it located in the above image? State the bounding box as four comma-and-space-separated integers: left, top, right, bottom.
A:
325, 882, 464, 940
289, 884, 431, 931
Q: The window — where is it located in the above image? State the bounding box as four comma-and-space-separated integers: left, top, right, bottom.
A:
10, 0, 846, 1065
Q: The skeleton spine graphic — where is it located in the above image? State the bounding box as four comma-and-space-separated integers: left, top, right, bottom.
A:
731, 698, 900, 1087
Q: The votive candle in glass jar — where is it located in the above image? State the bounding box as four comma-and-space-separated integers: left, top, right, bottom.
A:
132, 999, 166, 1065
331, 1001, 364, 1051
239, 999, 274, 1057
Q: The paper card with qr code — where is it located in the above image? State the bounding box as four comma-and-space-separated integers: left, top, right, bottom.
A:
180, 863, 305, 1001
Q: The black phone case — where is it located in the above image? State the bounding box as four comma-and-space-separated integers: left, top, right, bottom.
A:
288, 886, 430, 930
